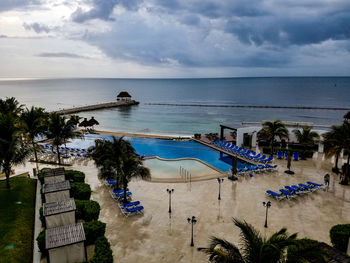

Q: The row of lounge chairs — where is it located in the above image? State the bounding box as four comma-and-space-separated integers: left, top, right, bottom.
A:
39, 149, 88, 159
105, 178, 144, 217
211, 140, 273, 163
277, 151, 299, 161
266, 181, 325, 200
41, 144, 88, 154
237, 164, 277, 176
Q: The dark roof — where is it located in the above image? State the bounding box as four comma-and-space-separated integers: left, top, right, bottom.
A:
117, 91, 131, 98
44, 167, 65, 177
43, 180, 70, 193
43, 199, 76, 216
309, 243, 350, 263
45, 223, 85, 249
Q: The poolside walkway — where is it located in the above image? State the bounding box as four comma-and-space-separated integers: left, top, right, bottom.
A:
13, 155, 350, 263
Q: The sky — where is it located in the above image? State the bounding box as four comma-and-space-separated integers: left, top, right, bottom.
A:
0, 0, 349, 78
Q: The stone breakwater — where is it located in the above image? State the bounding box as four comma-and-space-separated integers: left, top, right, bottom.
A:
54, 100, 139, 114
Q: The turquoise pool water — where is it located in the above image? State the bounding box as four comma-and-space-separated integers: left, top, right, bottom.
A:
65, 134, 246, 172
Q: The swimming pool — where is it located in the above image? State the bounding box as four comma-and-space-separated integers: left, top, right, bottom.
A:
65, 134, 247, 172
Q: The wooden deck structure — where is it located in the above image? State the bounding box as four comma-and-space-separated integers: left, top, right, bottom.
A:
193, 138, 256, 166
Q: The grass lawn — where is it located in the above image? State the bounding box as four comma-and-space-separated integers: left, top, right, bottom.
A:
0, 177, 36, 263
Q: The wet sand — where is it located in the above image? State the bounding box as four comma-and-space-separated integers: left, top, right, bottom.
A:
15, 154, 350, 263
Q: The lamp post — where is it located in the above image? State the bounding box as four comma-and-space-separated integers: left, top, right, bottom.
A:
187, 216, 197, 246
217, 178, 224, 200
166, 189, 174, 213
263, 201, 271, 228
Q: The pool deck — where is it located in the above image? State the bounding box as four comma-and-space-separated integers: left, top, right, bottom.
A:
14, 153, 350, 263
193, 138, 257, 165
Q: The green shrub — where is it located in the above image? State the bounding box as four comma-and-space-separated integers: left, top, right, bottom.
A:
89, 236, 113, 263
65, 169, 85, 182
39, 206, 45, 227
83, 220, 106, 245
330, 224, 350, 252
76, 200, 100, 221
71, 182, 91, 200
36, 230, 46, 253
37, 168, 51, 184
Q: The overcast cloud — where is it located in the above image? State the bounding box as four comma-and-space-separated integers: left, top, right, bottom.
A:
0, 0, 349, 77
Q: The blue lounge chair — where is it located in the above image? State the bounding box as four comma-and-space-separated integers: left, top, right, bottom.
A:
123, 205, 144, 216
113, 188, 129, 194
266, 190, 285, 200
285, 186, 300, 195
291, 185, 308, 194
263, 155, 273, 163
298, 183, 316, 192
306, 181, 325, 190
277, 151, 283, 159
255, 154, 266, 162
284, 151, 288, 159
293, 152, 299, 161
279, 189, 295, 199
120, 201, 140, 208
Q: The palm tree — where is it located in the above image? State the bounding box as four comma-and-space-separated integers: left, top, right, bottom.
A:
293, 127, 319, 159
199, 218, 298, 262
0, 97, 23, 117
323, 122, 350, 184
260, 120, 289, 154
323, 125, 343, 173
286, 238, 327, 263
0, 113, 30, 189
199, 218, 326, 263
119, 154, 150, 202
89, 136, 150, 202
20, 106, 47, 163
46, 113, 81, 165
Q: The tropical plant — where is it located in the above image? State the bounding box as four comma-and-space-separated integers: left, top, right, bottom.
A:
0, 113, 30, 188
286, 238, 327, 263
67, 115, 81, 126
46, 113, 81, 165
199, 218, 298, 263
20, 106, 47, 163
199, 218, 326, 263
260, 120, 289, 154
0, 97, 23, 117
88, 136, 150, 202
293, 127, 319, 159
119, 154, 150, 202
323, 121, 350, 184
323, 125, 344, 173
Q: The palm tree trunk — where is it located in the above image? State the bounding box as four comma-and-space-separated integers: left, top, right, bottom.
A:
56, 145, 61, 165
4, 164, 10, 189
335, 152, 339, 170
32, 140, 38, 163
345, 154, 350, 185
271, 140, 274, 155
123, 175, 128, 203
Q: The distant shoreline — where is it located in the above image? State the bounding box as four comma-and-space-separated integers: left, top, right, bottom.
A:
94, 129, 192, 140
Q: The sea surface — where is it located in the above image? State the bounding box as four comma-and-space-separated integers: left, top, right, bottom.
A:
0, 77, 349, 135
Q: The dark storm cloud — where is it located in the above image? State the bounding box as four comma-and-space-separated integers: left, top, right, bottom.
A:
0, 0, 40, 12
71, 0, 143, 23
226, 9, 350, 46
23, 22, 50, 33
37, 52, 88, 59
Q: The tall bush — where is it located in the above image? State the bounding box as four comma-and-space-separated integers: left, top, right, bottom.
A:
71, 182, 91, 200
89, 236, 113, 263
330, 224, 350, 252
83, 220, 106, 245
76, 200, 100, 221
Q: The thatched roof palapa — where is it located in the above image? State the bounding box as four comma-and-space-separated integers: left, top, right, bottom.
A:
117, 91, 132, 98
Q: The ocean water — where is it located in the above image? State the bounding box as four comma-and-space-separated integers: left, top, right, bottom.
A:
0, 77, 349, 135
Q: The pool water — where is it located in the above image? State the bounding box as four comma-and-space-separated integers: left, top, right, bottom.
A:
65, 134, 247, 172
144, 158, 220, 179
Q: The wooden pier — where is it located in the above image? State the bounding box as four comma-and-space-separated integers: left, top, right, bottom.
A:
55, 100, 139, 115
